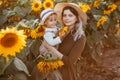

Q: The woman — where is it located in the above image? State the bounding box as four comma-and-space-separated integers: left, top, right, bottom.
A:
44, 2, 87, 80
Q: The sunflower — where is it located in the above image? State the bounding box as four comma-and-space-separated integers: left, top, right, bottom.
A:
31, 1, 42, 12
31, 25, 45, 39
104, 4, 117, 15
0, 27, 27, 61
78, 3, 90, 13
93, 0, 100, 7
8, 16, 21, 23
43, 0, 54, 9
22, 27, 31, 38
58, 26, 69, 36
0, 0, 3, 6
97, 16, 107, 27
37, 60, 64, 73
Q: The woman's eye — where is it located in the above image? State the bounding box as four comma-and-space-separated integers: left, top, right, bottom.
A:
69, 14, 73, 17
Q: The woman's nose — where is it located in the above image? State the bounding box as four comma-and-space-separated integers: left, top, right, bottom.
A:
65, 16, 69, 20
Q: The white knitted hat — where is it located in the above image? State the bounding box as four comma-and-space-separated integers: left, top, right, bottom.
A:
40, 8, 55, 25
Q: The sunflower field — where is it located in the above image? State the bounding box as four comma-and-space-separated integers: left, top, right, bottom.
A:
0, 0, 120, 80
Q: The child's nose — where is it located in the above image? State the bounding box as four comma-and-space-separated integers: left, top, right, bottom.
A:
53, 21, 57, 24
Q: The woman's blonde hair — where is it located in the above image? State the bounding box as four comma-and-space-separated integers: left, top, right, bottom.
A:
73, 18, 84, 41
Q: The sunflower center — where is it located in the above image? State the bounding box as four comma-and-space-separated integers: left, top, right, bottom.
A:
37, 26, 44, 32
35, 3, 39, 8
46, 2, 51, 7
1, 33, 18, 48
106, 7, 112, 11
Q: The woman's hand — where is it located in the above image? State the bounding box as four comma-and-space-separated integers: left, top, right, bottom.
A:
43, 40, 63, 59
59, 33, 66, 41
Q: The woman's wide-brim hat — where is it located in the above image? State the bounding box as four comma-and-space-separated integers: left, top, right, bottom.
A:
54, 3, 87, 26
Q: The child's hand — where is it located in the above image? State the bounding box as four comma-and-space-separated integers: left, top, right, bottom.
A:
59, 32, 65, 40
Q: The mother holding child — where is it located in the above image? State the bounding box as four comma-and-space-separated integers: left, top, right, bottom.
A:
31, 2, 87, 80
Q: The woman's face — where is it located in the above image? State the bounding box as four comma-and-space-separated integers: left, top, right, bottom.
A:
62, 9, 77, 27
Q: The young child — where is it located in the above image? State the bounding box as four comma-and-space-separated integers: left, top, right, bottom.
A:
38, 8, 64, 80
39, 8, 63, 58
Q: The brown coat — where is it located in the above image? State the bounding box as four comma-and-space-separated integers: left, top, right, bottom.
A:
58, 32, 86, 80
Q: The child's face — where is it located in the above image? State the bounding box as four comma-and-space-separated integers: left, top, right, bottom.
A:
45, 14, 57, 28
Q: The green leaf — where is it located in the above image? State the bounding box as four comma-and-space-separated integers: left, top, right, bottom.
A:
14, 57, 30, 76
0, 56, 13, 75
90, 49, 99, 62
13, 6, 25, 17
86, 35, 96, 48
22, 7, 31, 15
89, 20, 97, 31
24, 19, 39, 28
26, 15, 36, 20
14, 73, 28, 80
46, 70, 63, 80
90, 8, 103, 15
112, 10, 120, 20
3, 10, 15, 17
53, 70, 63, 80
118, 5, 120, 11
0, 16, 7, 25
0, 56, 6, 75
18, 0, 28, 5
93, 15, 101, 20
2, 10, 8, 16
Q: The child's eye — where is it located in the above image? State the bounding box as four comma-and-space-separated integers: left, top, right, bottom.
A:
48, 19, 52, 22
50, 19, 53, 22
